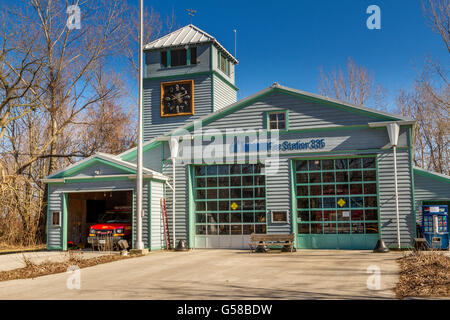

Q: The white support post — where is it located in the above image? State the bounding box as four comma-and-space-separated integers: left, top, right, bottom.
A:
387, 123, 401, 249
135, 0, 144, 250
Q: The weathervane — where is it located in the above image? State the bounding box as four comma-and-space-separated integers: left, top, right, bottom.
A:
186, 9, 197, 24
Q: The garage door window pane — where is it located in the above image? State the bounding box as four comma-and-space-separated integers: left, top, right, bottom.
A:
218, 189, 229, 198
207, 189, 217, 199
219, 177, 229, 187
352, 223, 364, 234
207, 213, 218, 223
363, 157, 376, 168
298, 211, 310, 222
298, 223, 310, 234
230, 164, 241, 174
296, 173, 308, 183
196, 225, 206, 235
255, 224, 266, 234
207, 178, 217, 187
296, 160, 308, 171
323, 210, 336, 221
311, 223, 323, 234
231, 213, 241, 223
243, 225, 255, 235
207, 166, 217, 175
349, 158, 362, 169
218, 165, 229, 175
219, 213, 230, 223
338, 223, 350, 234
365, 223, 378, 233
336, 172, 348, 183
364, 183, 377, 195
219, 225, 230, 235
196, 202, 206, 211
335, 159, 348, 170
196, 178, 206, 188
231, 225, 242, 234
309, 160, 321, 171
196, 190, 206, 199
322, 160, 334, 170
309, 173, 321, 183
255, 212, 266, 222
323, 223, 336, 234
208, 225, 218, 235
363, 170, 376, 181
365, 210, 378, 221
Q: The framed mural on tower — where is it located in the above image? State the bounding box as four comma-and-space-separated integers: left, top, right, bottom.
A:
160, 79, 194, 117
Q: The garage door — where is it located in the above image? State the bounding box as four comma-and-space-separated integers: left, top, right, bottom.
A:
193, 164, 266, 248
295, 157, 379, 249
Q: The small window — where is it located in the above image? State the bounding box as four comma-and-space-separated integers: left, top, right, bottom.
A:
161, 51, 167, 68
271, 211, 288, 223
52, 211, 61, 226
220, 54, 227, 73
190, 47, 197, 65
171, 49, 187, 67
268, 112, 287, 130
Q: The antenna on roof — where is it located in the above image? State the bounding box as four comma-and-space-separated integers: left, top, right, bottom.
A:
186, 9, 197, 25
233, 29, 237, 59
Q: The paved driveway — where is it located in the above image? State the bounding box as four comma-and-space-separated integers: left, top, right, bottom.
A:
0, 249, 403, 299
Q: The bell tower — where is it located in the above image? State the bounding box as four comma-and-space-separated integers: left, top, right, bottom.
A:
143, 24, 239, 141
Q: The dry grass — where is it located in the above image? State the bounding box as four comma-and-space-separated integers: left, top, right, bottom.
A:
0, 244, 46, 253
395, 250, 450, 299
0, 251, 140, 282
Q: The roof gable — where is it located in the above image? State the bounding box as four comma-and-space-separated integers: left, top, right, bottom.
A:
176, 83, 410, 134
46, 153, 165, 180
118, 83, 412, 161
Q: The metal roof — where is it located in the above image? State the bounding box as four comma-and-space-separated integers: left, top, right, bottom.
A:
144, 24, 238, 64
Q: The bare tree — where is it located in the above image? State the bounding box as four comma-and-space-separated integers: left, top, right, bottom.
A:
397, 81, 449, 175
422, 0, 450, 53
0, 12, 42, 144
395, 0, 450, 175
0, 0, 173, 247
318, 57, 388, 110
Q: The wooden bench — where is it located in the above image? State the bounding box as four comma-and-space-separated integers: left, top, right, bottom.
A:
248, 233, 295, 253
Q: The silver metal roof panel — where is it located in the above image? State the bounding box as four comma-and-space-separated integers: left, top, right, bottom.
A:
144, 24, 238, 64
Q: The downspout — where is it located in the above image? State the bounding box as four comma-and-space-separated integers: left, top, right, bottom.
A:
387, 123, 401, 249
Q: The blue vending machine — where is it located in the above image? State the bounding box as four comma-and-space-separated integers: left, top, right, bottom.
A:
422, 205, 449, 249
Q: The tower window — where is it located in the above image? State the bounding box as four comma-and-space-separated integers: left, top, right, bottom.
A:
161, 47, 197, 68
171, 49, 187, 67
190, 47, 197, 65
220, 54, 226, 73
161, 51, 167, 67
218, 52, 230, 76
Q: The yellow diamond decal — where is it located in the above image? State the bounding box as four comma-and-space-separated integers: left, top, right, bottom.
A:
230, 202, 238, 210
337, 198, 346, 207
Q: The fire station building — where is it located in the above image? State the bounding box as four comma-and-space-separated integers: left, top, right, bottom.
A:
44, 25, 450, 251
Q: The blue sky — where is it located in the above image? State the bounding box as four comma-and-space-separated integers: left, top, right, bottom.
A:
151, 0, 448, 108
3, 0, 447, 110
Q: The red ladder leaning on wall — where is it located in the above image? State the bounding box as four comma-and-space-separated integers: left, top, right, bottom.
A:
161, 198, 172, 250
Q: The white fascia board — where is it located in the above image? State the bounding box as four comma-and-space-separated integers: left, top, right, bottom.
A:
368, 120, 416, 128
